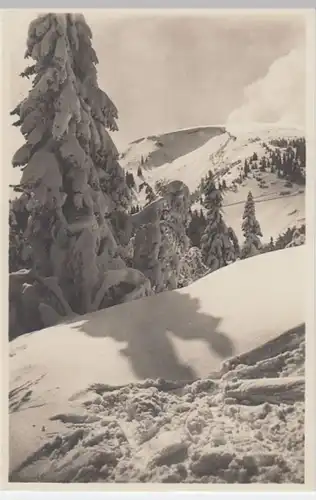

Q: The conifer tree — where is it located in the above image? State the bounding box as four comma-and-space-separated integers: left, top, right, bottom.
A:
126, 171, 135, 189
9, 196, 32, 272
139, 181, 156, 205
9, 13, 151, 337
145, 184, 157, 205
241, 191, 263, 259
186, 209, 206, 248
178, 246, 209, 288
200, 170, 238, 271
155, 178, 168, 197
252, 152, 258, 162
228, 226, 240, 259
244, 159, 250, 177
132, 180, 190, 293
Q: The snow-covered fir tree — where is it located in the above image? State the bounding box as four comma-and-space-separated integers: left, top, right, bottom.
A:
186, 209, 206, 248
178, 246, 209, 288
9, 196, 32, 272
241, 191, 263, 259
155, 178, 168, 197
275, 224, 305, 250
157, 180, 191, 291
132, 180, 191, 293
145, 184, 157, 205
244, 159, 250, 177
286, 227, 305, 248
228, 226, 240, 259
125, 171, 135, 189
9, 13, 152, 338
200, 170, 238, 271
139, 181, 157, 205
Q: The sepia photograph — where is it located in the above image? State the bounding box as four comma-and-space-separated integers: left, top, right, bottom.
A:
2, 7, 314, 487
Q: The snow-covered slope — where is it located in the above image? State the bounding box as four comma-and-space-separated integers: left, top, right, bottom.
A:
217, 125, 305, 241
122, 124, 305, 242
121, 125, 229, 193
9, 246, 305, 477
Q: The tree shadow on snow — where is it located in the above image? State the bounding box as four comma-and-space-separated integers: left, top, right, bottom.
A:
72, 290, 235, 382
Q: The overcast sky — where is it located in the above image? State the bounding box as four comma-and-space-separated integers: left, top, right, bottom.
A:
3, 10, 306, 185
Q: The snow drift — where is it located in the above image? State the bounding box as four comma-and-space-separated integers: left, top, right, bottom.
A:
9, 246, 305, 477
10, 246, 305, 386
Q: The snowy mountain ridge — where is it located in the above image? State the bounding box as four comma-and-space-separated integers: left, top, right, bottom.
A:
121, 123, 305, 243
121, 123, 304, 187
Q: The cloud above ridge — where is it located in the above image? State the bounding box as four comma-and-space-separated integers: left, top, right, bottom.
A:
226, 46, 305, 132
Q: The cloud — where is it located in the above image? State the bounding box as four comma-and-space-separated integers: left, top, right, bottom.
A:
226, 47, 305, 132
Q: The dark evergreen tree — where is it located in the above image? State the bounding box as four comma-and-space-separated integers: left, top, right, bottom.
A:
228, 226, 240, 259
145, 184, 156, 205
275, 224, 305, 250
139, 181, 156, 205
260, 156, 267, 172
241, 191, 263, 258
244, 159, 250, 177
155, 178, 168, 197
125, 171, 136, 189
9, 196, 33, 272
187, 209, 207, 248
199, 209, 205, 223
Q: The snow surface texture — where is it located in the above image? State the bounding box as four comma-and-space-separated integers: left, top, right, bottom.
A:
9, 246, 305, 482
121, 124, 305, 243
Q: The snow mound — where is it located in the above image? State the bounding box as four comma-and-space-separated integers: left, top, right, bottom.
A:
9, 246, 305, 478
